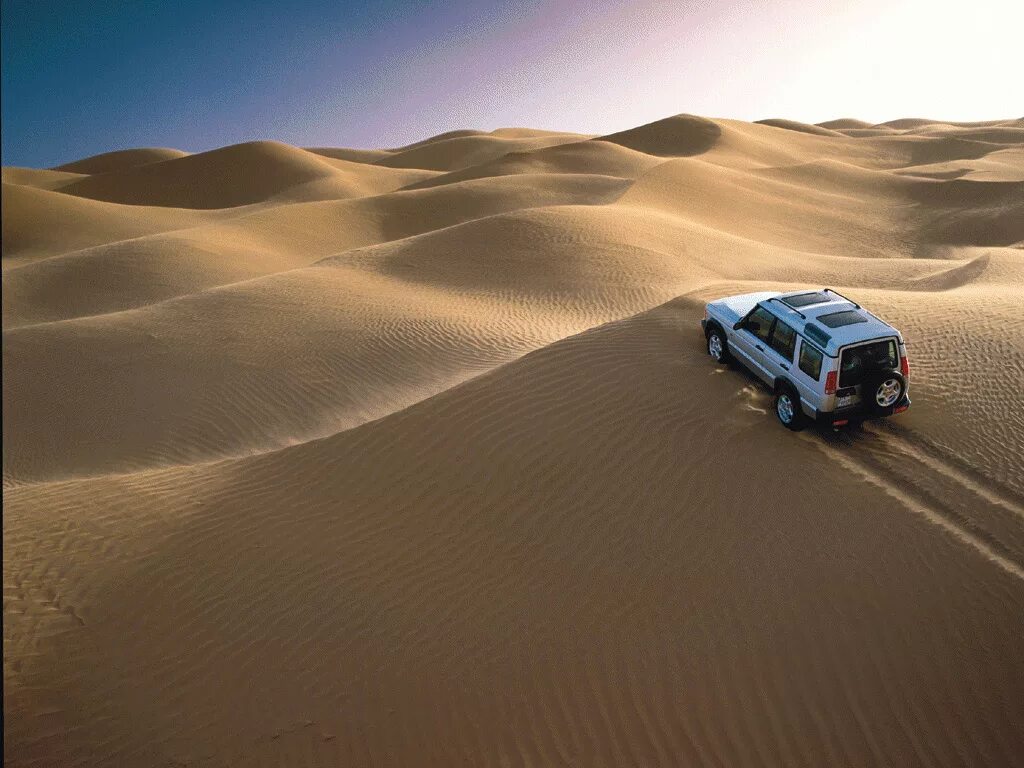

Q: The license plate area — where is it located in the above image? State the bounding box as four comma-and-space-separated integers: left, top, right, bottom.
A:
837, 394, 859, 408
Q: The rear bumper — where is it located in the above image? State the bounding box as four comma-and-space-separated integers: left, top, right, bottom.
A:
700, 319, 707, 333
816, 395, 911, 427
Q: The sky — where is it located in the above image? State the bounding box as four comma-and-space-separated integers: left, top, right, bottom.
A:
2, 0, 1021, 167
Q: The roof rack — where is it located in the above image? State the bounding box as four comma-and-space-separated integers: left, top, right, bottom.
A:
767, 296, 806, 320
822, 288, 860, 309
821, 288, 892, 326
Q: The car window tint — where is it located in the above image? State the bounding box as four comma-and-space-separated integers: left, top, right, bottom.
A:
838, 339, 898, 387
769, 320, 796, 360
798, 341, 823, 380
745, 307, 775, 343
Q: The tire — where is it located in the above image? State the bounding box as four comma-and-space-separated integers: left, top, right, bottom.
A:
774, 385, 806, 431
863, 369, 906, 415
706, 325, 731, 364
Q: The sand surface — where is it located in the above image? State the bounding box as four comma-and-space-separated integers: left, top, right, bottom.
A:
4, 116, 1024, 766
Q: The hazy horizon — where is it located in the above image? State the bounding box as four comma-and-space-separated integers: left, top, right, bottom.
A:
3, 0, 1021, 168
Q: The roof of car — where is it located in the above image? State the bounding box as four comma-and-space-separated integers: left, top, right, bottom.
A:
762, 289, 901, 356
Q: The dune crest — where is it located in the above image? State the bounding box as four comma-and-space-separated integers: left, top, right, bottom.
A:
4, 114, 1024, 767
599, 113, 722, 156
53, 146, 190, 174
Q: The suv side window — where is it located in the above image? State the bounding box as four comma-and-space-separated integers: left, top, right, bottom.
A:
769, 320, 796, 360
798, 340, 823, 380
744, 306, 775, 343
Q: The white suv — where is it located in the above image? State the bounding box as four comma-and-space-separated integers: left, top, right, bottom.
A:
702, 288, 910, 430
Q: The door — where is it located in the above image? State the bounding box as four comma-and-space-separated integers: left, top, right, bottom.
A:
794, 339, 826, 414
837, 337, 900, 408
731, 305, 776, 383
764, 318, 798, 384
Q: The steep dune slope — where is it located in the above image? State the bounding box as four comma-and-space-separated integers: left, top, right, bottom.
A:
4, 115, 1024, 767
600, 113, 723, 156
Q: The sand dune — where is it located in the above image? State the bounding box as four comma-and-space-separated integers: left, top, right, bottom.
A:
600, 113, 722, 157
3, 173, 631, 330
53, 146, 190, 174
401, 137, 662, 191
56, 141, 432, 208
4, 114, 1024, 767
895, 146, 1024, 182
1, 182, 218, 265
755, 118, 845, 137
818, 117, 875, 129
306, 128, 593, 173
1, 166, 86, 190
375, 129, 589, 172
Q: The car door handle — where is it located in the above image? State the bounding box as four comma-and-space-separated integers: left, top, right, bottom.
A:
755, 345, 764, 351
780, 364, 789, 370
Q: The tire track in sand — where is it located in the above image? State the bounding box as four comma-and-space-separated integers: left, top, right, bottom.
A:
816, 423, 1024, 581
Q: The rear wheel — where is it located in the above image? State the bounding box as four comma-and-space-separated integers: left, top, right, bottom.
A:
774, 387, 805, 431
864, 369, 906, 414
706, 327, 730, 364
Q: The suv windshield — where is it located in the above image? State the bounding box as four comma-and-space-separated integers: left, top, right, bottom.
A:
839, 339, 898, 387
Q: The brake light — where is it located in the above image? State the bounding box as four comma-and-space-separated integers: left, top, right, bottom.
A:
900, 355, 910, 378
825, 370, 838, 395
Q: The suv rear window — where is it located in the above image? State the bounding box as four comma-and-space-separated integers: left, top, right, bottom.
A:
798, 341, 823, 380
839, 339, 898, 387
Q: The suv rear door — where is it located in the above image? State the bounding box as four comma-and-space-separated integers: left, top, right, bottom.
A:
836, 337, 900, 408
794, 338, 826, 413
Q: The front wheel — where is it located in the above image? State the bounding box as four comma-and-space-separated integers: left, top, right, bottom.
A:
774, 388, 806, 431
707, 328, 731, 364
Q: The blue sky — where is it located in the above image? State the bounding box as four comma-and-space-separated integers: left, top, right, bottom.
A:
2, 0, 529, 166
2, 0, 1020, 168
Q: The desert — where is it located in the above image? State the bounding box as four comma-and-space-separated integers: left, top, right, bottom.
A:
4, 114, 1024, 766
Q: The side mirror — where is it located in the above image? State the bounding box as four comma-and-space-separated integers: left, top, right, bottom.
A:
733, 320, 744, 330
